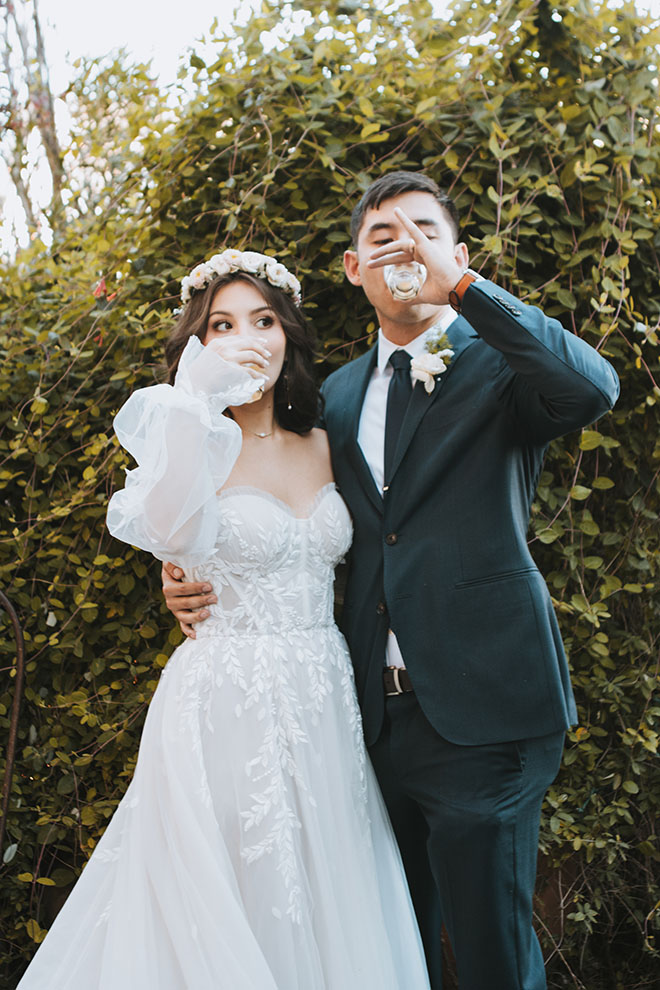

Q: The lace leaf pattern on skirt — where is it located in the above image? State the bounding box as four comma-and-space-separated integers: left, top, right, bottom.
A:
184, 488, 368, 923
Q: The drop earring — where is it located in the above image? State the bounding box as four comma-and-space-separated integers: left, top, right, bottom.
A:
284, 366, 292, 410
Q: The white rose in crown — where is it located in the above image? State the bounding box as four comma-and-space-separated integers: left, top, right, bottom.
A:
221, 248, 244, 269
188, 263, 212, 290
411, 330, 454, 394
207, 254, 232, 277
265, 261, 290, 289
241, 251, 270, 274
286, 272, 301, 300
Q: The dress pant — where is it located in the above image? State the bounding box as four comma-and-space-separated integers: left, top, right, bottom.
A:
368, 692, 564, 990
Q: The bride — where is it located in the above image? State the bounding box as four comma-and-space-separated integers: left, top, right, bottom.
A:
17, 249, 430, 989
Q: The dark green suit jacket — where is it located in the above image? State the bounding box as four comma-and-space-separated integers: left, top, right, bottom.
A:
321, 280, 619, 747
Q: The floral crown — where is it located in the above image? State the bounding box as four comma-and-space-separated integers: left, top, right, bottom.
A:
180, 249, 302, 307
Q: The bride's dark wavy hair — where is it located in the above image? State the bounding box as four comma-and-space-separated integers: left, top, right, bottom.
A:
164, 272, 321, 435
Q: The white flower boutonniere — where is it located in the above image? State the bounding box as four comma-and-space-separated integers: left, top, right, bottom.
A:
411, 330, 454, 394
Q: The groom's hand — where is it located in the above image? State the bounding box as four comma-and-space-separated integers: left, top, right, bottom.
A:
161, 561, 216, 639
366, 207, 469, 306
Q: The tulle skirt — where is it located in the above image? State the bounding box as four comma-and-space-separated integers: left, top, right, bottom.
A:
17, 626, 429, 989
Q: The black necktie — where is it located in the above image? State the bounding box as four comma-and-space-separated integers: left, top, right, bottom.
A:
384, 350, 412, 484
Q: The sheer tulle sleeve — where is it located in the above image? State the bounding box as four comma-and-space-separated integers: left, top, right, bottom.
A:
106, 336, 264, 569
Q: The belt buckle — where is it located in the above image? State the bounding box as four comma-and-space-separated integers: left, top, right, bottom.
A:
385, 665, 404, 696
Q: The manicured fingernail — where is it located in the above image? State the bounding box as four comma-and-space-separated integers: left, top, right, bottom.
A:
174, 568, 183, 578
202, 584, 212, 591
200, 609, 209, 618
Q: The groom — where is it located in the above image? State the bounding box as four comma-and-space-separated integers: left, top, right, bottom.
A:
162, 171, 619, 988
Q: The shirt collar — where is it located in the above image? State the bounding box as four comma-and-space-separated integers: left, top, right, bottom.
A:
376, 309, 456, 375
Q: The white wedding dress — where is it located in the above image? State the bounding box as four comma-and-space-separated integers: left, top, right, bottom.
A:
18, 338, 429, 990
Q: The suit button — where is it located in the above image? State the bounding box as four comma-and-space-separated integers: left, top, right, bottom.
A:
376, 601, 387, 615
385, 533, 398, 546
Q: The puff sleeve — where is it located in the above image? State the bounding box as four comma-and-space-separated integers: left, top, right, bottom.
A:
106, 336, 264, 569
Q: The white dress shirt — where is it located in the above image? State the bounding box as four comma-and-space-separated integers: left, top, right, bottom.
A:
357, 311, 456, 667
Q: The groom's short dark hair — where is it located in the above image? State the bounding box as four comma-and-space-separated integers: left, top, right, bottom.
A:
350, 171, 459, 247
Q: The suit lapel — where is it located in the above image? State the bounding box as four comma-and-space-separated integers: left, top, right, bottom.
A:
339, 347, 383, 513
389, 316, 477, 482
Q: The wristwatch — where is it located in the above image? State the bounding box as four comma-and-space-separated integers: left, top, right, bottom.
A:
448, 268, 479, 313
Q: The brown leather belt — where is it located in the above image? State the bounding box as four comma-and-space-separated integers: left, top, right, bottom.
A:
383, 666, 414, 696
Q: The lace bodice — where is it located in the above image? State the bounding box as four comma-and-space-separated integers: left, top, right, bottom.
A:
192, 484, 352, 639
106, 336, 350, 578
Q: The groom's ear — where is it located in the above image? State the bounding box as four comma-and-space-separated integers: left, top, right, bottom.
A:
344, 249, 361, 286
454, 241, 469, 270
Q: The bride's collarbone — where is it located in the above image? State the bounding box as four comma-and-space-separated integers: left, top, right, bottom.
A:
212, 423, 332, 514
221, 450, 334, 518
216, 482, 335, 520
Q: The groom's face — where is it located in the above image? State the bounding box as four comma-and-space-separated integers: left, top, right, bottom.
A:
344, 190, 457, 327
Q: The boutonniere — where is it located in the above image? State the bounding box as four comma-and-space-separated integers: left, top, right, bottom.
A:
410, 329, 454, 394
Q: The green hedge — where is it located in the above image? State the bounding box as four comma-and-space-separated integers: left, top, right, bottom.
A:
1, 2, 659, 986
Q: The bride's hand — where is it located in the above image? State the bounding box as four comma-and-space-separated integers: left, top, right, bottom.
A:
205, 335, 271, 376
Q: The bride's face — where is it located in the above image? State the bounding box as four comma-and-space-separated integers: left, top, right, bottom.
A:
202, 279, 287, 392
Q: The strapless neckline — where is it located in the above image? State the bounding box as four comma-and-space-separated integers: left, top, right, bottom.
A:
216, 482, 337, 520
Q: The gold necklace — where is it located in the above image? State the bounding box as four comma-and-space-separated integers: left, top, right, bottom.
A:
245, 427, 273, 438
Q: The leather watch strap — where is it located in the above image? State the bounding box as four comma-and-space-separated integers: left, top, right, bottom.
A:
448, 269, 479, 313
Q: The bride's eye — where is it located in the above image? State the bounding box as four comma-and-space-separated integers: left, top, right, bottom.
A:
209, 320, 231, 332
256, 315, 275, 329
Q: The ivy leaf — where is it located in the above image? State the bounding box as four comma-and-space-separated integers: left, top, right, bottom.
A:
579, 431, 603, 450
570, 485, 592, 500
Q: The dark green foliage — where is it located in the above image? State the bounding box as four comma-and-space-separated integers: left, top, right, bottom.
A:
1, 2, 658, 986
